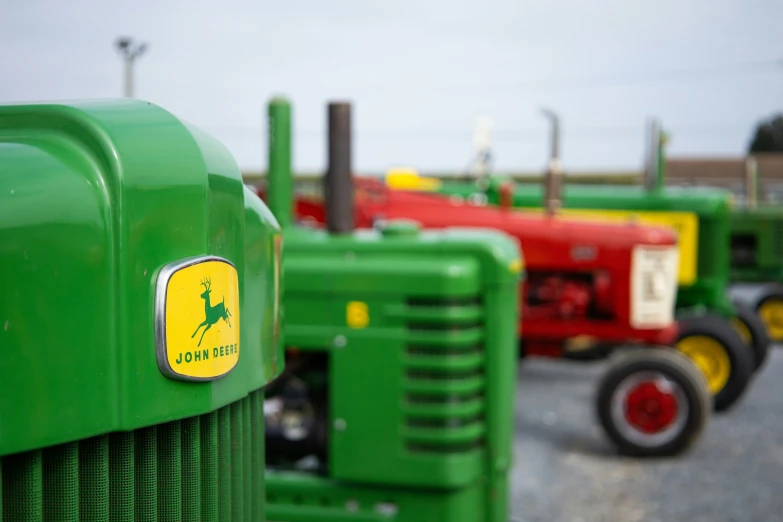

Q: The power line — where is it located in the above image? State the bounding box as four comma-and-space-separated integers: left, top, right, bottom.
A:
291, 58, 783, 93
502, 58, 783, 90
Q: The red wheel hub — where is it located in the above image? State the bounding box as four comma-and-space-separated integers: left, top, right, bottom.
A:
624, 380, 679, 433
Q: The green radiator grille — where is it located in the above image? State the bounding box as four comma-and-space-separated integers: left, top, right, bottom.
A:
402, 296, 486, 455
773, 220, 783, 258
0, 390, 265, 522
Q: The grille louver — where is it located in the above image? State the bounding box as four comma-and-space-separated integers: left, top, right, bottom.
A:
402, 296, 486, 455
1, 390, 265, 522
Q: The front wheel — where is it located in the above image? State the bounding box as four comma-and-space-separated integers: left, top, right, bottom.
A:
596, 348, 711, 457
675, 314, 754, 412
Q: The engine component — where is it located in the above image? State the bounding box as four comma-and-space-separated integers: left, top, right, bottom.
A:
265, 367, 328, 466
525, 271, 613, 320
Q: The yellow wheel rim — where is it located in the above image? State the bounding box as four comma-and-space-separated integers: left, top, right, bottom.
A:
730, 317, 752, 346
757, 299, 783, 342
676, 335, 731, 395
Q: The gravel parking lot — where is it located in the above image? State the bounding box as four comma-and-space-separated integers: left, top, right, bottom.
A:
510, 347, 783, 522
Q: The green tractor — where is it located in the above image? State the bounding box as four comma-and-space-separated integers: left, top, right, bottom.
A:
669, 155, 783, 342
261, 99, 521, 521
386, 119, 768, 412
0, 99, 283, 520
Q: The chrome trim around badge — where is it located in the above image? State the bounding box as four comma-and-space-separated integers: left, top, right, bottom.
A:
154, 255, 238, 382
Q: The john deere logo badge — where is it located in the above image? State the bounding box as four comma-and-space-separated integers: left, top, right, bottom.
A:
155, 256, 240, 381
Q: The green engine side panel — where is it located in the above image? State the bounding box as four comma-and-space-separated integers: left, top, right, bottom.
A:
0, 100, 282, 457
503, 182, 732, 214
729, 206, 783, 283
279, 226, 520, 522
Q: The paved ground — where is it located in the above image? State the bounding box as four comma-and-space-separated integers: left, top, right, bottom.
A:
510, 347, 783, 522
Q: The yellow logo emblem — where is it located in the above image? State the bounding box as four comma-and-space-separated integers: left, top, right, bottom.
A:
155, 256, 240, 381
346, 301, 369, 328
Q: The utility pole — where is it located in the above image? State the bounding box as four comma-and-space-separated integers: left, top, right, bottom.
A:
115, 37, 148, 98
541, 108, 561, 215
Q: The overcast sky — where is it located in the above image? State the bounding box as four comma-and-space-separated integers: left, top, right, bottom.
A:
1, 0, 781, 174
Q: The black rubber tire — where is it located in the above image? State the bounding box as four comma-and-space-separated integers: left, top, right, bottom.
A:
596, 348, 711, 457
675, 314, 754, 412
732, 303, 770, 372
753, 284, 783, 343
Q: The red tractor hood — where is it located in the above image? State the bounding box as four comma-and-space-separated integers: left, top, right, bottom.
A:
267, 177, 678, 271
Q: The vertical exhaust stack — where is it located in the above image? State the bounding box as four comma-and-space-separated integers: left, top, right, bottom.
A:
644, 118, 663, 193
325, 101, 355, 234
745, 156, 758, 210
541, 108, 562, 215
268, 97, 293, 228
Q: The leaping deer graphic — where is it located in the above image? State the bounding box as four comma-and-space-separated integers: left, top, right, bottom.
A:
191, 277, 232, 347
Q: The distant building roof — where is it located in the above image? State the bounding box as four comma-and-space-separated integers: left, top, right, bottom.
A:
666, 154, 783, 202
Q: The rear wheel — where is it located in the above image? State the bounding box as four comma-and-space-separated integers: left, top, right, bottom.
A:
675, 314, 754, 412
754, 285, 783, 342
596, 348, 711, 457
731, 303, 770, 372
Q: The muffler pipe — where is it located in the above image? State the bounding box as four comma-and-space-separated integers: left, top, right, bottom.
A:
325, 101, 355, 234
